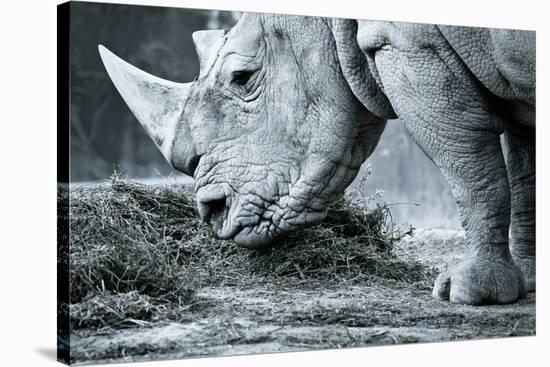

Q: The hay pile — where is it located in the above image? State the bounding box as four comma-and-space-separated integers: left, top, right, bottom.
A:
63, 174, 429, 330
68, 176, 203, 303
251, 196, 418, 280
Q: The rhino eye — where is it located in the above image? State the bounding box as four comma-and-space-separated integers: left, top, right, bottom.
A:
232, 70, 254, 86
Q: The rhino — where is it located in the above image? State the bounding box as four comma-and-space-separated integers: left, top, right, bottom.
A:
98, 13, 535, 306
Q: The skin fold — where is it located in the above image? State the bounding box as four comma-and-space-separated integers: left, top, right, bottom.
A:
99, 14, 535, 306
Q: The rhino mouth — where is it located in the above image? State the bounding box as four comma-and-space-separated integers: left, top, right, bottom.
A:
195, 183, 326, 248
195, 184, 268, 246
196, 184, 242, 240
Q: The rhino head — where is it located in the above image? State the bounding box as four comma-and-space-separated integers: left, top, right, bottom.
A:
99, 13, 395, 248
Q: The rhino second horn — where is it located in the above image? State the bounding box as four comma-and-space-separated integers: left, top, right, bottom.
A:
192, 30, 226, 76
98, 45, 191, 162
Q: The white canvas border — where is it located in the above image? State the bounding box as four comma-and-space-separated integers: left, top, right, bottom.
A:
0, 0, 546, 366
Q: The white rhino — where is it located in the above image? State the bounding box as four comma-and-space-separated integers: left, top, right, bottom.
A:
99, 14, 535, 306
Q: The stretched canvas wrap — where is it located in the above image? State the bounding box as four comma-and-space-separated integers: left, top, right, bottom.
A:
57, 1, 536, 365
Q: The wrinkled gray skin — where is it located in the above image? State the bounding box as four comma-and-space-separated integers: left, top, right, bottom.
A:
99, 14, 535, 306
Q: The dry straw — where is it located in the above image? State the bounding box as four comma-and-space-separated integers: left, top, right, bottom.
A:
62, 173, 431, 330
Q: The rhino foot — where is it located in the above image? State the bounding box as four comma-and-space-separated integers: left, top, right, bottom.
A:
432, 256, 527, 305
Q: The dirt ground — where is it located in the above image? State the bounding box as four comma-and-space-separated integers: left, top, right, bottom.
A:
70, 228, 535, 365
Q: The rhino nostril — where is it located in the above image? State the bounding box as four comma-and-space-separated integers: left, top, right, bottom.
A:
171, 152, 200, 177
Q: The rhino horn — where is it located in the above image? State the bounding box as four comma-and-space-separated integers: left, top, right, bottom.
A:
98, 45, 191, 162
192, 30, 226, 75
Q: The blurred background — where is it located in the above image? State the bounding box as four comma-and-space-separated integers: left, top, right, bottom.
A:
68, 2, 459, 229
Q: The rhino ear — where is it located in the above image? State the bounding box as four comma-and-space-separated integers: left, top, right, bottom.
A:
98, 45, 191, 162
192, 30, 226, 75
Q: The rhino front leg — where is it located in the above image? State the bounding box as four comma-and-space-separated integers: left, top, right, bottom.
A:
426, 128, 526, 305
503, 125, 536, 291
357, 21, 526, 304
